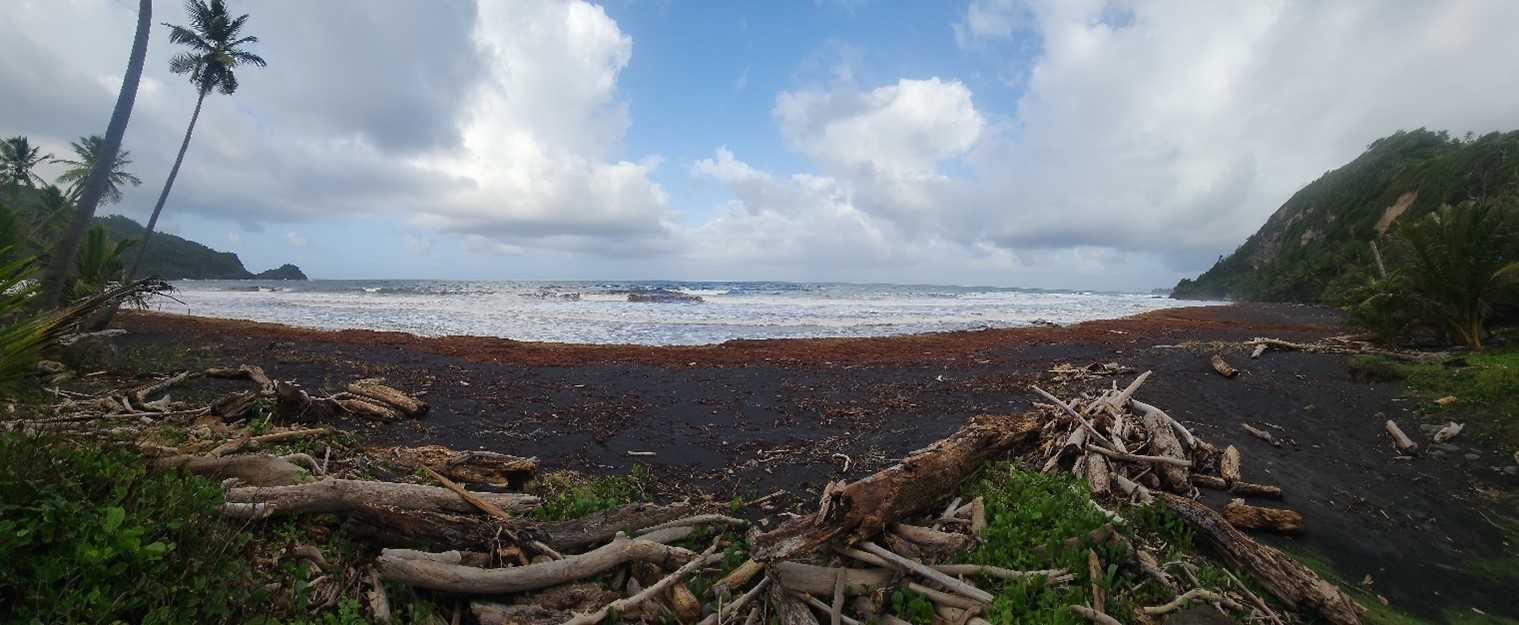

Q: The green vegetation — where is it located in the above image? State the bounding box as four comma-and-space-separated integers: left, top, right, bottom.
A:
52, 134, 144, 205
0, 136, 52, 189
531, 465, 650, 521
1175, 129, 1519, 305
0, 432, 256, 623
1350, 349, 1519, 447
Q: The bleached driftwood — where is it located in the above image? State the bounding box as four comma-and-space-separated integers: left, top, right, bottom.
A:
1241, 423, 1277, 446
1432, 422, 1464, 444
1385, 420, 1418, 455
560, 541, 720, 625
378, 533, 695, 593
1220, 445, 1242, 484
226, 478, 538, 516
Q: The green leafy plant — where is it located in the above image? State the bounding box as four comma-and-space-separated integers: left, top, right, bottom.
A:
1394, 200, 1519, 349
532, 470, 648, 521
0, 432, 256, 623
890, 589, 936, 625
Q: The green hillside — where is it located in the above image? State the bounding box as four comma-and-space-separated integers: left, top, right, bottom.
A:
0, 184, 303, 280
1173, 128, 1519, 302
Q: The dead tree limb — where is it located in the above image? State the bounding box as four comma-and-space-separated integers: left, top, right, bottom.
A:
226, 478, 538, 516
1161, 493, 1364, 625
752, 413, 1041, 562
560, 541, 721, 625
378, 534, 695, 594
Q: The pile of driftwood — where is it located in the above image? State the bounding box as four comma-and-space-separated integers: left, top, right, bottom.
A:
6, 356, 1372, 625
1027, 370, 1363, 624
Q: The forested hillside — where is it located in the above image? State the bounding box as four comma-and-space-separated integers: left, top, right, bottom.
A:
1174, 129, 1519, 302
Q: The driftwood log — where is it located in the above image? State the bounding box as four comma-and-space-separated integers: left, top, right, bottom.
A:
1210, 355, 1238, 378
1222, 499, 1305, 535
752, 413, 1041, 562
1162, 494, 1363, 625
347, 502, 692, 554
226, 478, 539, 516
379, 534, 695, 593
378, 445, 537, 488
1385, 420, 1418, 455
347, 382, 428, 417
155, 453, 306, 487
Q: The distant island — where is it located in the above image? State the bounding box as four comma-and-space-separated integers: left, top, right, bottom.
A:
97, 214, 306, 280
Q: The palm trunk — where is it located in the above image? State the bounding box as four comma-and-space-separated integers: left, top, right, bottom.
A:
36, 0, 151, 309
126, 86, 208, 282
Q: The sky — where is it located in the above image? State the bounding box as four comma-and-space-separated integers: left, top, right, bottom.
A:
4, 0, 1518, 290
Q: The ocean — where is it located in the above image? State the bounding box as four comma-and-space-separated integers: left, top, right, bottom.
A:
153, 280, 1220, 346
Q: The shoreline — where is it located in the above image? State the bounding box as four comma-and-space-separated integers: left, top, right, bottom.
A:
120, 301, 1306, 367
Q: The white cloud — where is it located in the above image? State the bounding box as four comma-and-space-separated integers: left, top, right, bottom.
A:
409, 0, 676, 253
948, 0, 1519, 271
284, 230, 309, 248
776, 78, 984, 180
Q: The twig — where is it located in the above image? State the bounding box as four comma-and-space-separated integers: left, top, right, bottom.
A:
637, 514, 747, 534
1068, 604, 1122, 625
1143, 587, 1244, 616
422, 465, 511, 519
1083, 443, 1193, 468
695, 575, 770, 625
1032, 386, 1121, 453
929, 564, 1071, 584
831, 566, 847, 625
561, 540, 722, 625
1088, 549, 1104, 614
859, 542, 994, 604
796, 592, 861, 625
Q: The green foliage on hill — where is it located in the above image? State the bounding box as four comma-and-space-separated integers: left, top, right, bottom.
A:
95, 213, 304, 280
1174, 128, 1519, 302
255, 263, 308, 280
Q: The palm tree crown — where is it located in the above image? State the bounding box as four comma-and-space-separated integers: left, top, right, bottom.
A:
0, 136, 53, 188
52, 135, 143, 205
166, 0, 267, 96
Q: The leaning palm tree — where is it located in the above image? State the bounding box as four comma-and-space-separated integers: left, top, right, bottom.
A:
1394, 199, 1519, 349
0, 136, 53, 189
52, 135, 143, 204
126, 0, 265, 281
37, 0, 152, 310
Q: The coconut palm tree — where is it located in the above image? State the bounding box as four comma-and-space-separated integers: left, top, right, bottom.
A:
52, 135, 143, 204
1395, 200, 1519, 349
37, 0, 152, 310
0, 136, 52, 189
126, 0, 266, 282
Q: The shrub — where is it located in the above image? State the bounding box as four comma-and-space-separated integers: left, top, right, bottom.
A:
0, 433, 257, 623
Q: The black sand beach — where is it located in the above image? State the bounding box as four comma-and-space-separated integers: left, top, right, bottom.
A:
116, 303, 1519, 619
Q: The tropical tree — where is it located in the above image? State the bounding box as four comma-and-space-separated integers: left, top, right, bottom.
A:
68, 224, 136, 300
1394, 200, 1519, 349
25, 186, 75, 256
0, 136, 53, 189
126, 0, 266, 282
52, 135, 143, 204
37, 0, 152, 310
